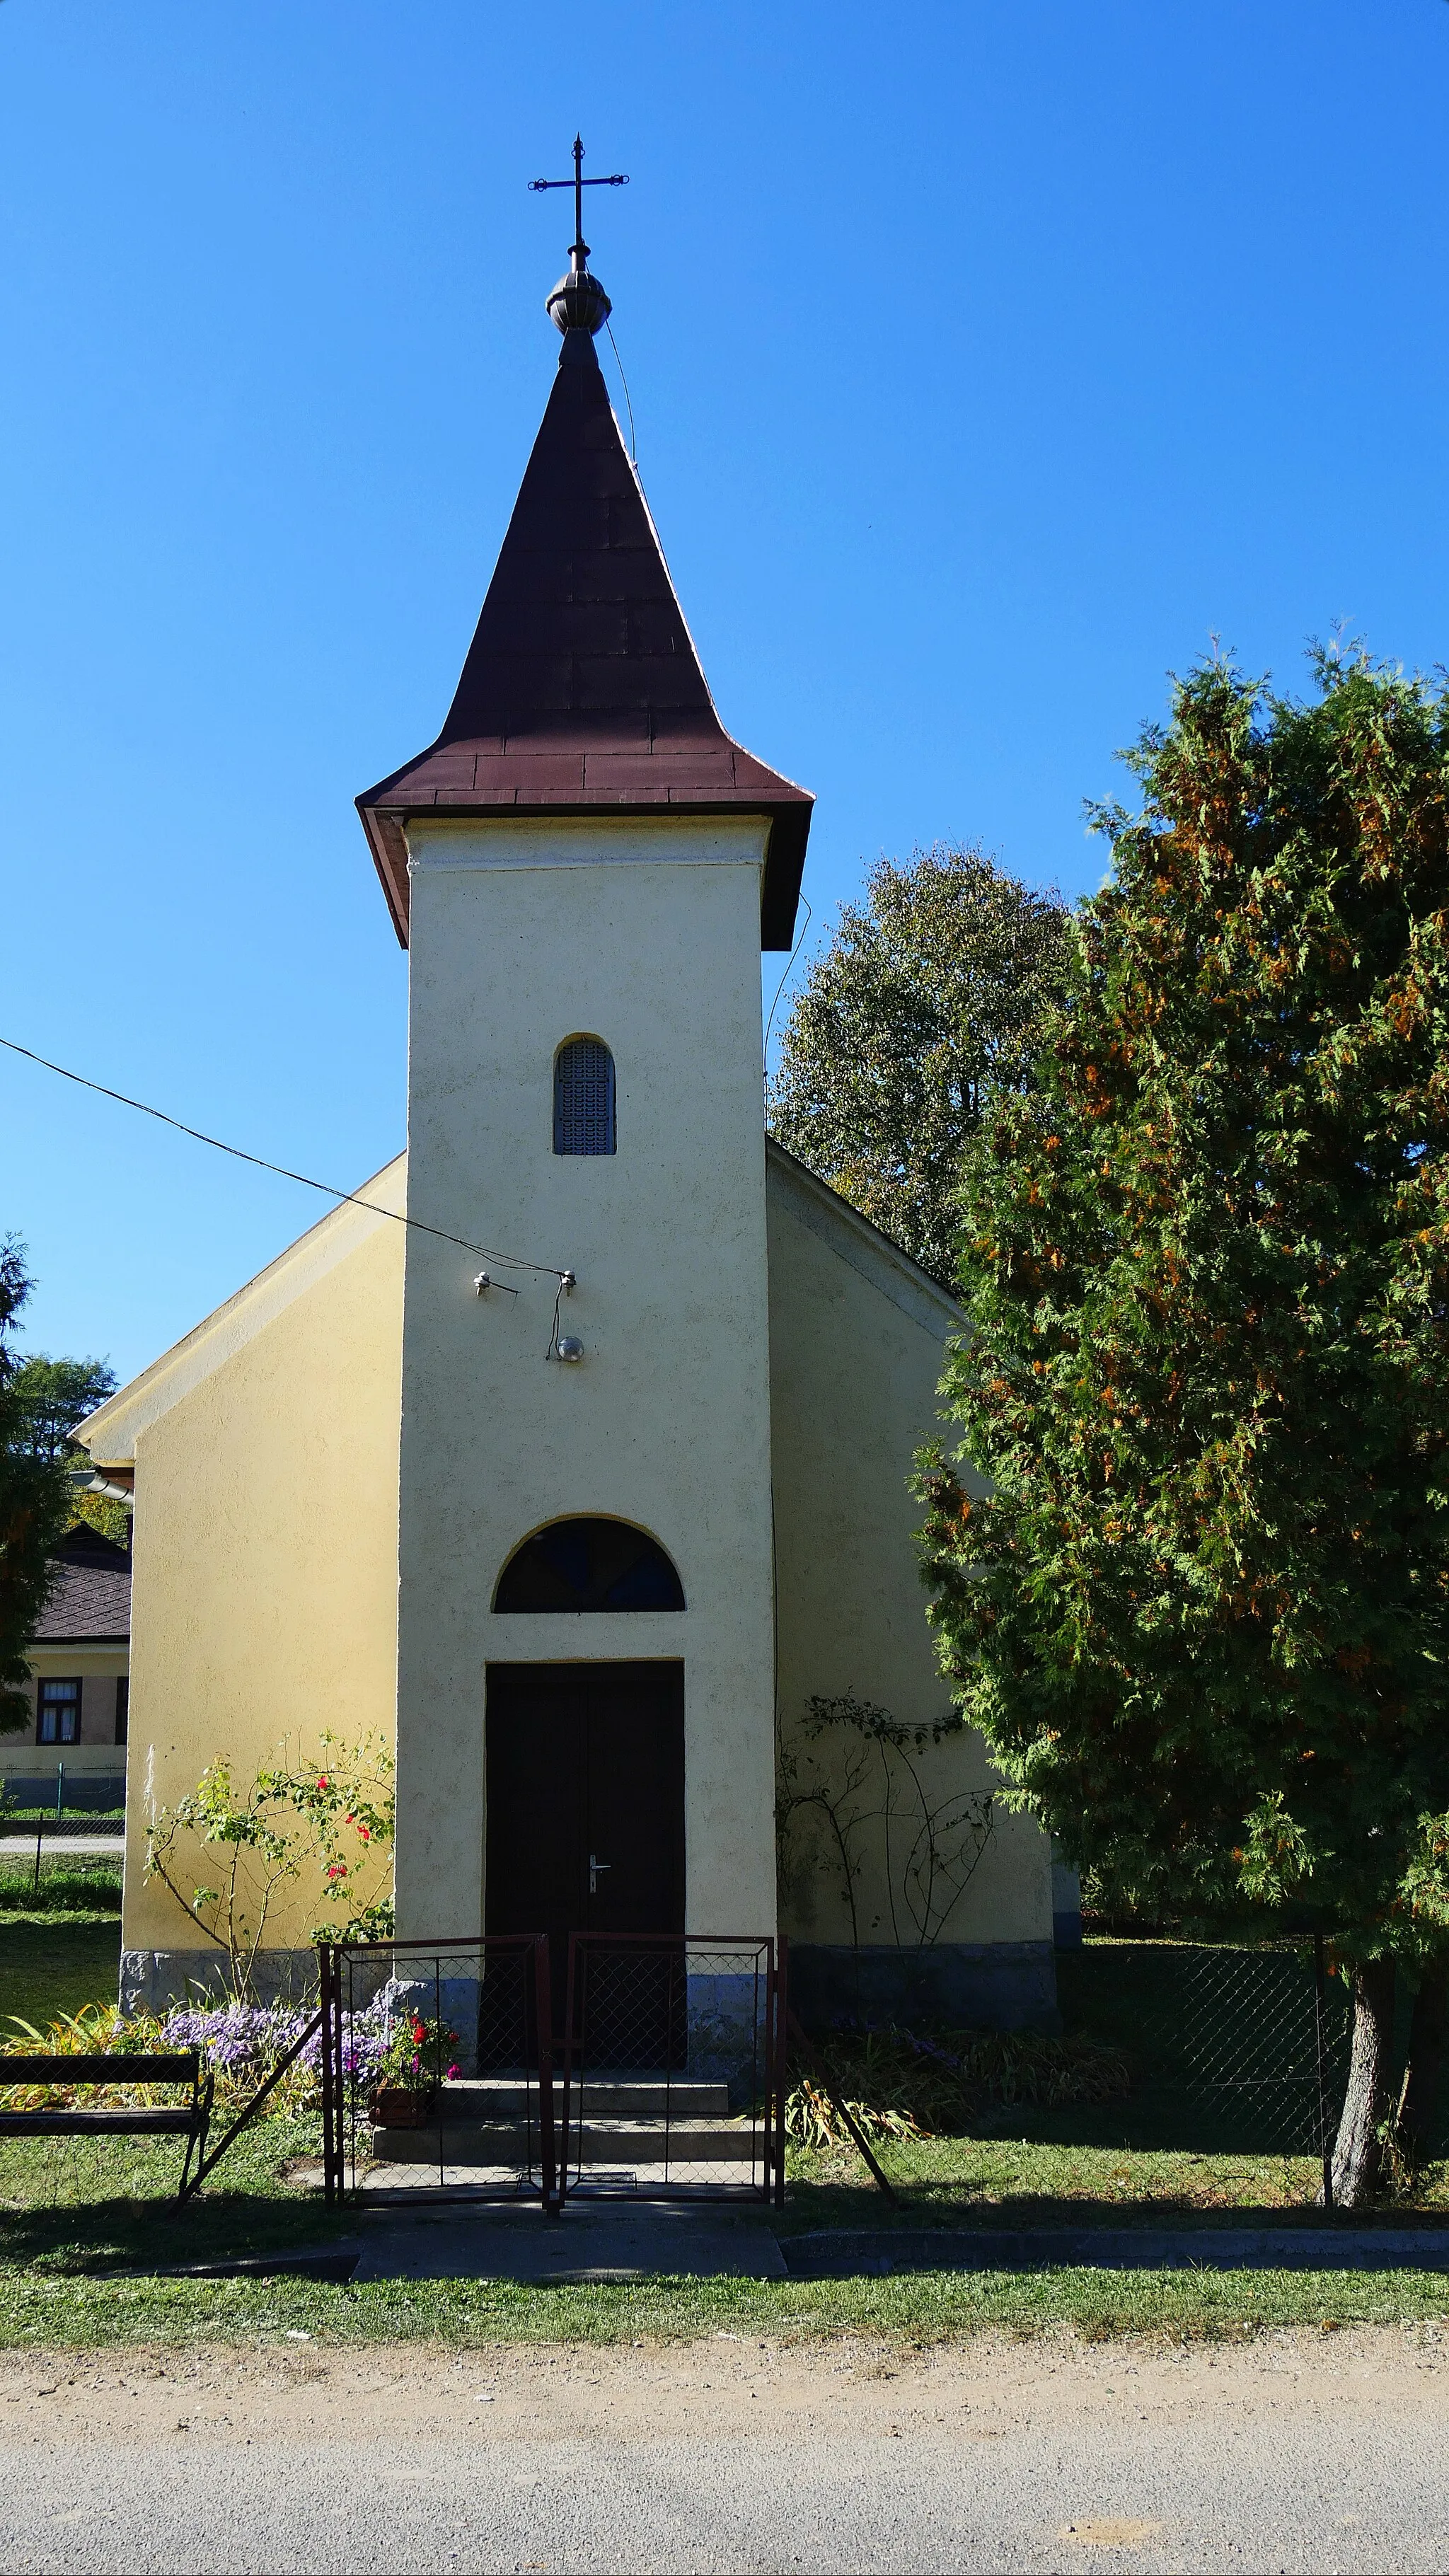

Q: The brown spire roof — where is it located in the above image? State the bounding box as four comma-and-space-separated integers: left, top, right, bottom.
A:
356, 333, 812, 950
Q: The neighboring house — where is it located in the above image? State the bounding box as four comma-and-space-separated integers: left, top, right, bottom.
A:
76, 246, 1058, 2026
7, 1524, 131, 1813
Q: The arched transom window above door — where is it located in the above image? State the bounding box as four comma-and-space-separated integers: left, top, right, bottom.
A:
553, 1036, 616, 1155
494, 1518, 685, 1612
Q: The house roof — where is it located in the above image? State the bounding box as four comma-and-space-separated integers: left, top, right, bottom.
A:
357, 328, 812, 952
32, 1526, 132, 1646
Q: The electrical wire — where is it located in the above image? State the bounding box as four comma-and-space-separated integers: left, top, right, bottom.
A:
0, 1034, 577, 1293
544, 1271, 568, 1361
604, 316, 637, 461
764, 896, 814, 1059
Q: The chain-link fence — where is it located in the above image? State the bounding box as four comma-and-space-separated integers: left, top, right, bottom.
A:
1135, 1936, 1351, 2192
0, 1811, 125, 1900
559, 1934, 785, 2204
322, 1936, 556, 2204
0, 1815, 125, 1839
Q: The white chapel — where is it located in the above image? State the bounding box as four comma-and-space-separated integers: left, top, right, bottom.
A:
79, 229, 1056, 2031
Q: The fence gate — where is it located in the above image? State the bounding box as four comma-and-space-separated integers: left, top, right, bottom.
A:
560, 1933, 786, 2205
320, 1934, 555, 2205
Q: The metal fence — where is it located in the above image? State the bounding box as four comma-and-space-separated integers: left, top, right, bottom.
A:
317, 1931, 787, 2210
320, 1935, 556, 2205
0, 1812, 126, 1897
1139, 1934, 1351, 2200
558, 1934, 786, 2205
0, 1815, 125, 1839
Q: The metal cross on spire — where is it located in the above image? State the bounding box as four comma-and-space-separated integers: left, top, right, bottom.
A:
529, 134, 628, 267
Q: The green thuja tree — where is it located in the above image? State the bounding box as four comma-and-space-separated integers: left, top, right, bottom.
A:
918, 650, 1449, 2205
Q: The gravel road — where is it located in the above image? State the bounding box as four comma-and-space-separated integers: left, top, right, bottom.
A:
2, 2324, 1448, 2573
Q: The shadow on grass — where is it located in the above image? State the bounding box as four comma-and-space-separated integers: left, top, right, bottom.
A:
0, 1914, 122, 2031
777, 2174, 1449, 2239
0, 2117, 352, 2277
962, 2092, 1320, 2156
0, 2189, 355, 2276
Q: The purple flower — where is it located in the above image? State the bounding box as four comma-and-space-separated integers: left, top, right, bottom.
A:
151, 1979, 422, 2100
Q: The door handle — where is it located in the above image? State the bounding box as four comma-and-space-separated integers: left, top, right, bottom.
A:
589, 1854, 611, 1897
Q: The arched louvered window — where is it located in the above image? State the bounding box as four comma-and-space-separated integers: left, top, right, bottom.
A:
494, 1518, 686, 1612
553, 1036, 616, 1156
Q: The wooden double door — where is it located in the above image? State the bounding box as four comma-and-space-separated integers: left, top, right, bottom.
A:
485, 1662, 685, 2042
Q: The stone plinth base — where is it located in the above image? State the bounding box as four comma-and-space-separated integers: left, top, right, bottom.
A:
785, 1940, 1060, 2034
120, 1948, 321, 2014
685, 1971, 767, 2106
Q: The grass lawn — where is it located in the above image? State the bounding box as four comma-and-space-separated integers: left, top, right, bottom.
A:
7, 2255, 1449, 2350
1, 2102, 1447, 2349
5, 1914, 1449, 2347
0, 1872, 121, 2036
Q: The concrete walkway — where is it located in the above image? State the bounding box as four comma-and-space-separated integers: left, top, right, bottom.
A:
352, 2198, 788, 2282
340, 2205, 1449, 2285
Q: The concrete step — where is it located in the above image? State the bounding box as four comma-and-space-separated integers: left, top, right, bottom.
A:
377, 2077, 734, 2119
570, 2120, 760, 2165
371, 2117, 761, 2168
562, 2081, 732, 2118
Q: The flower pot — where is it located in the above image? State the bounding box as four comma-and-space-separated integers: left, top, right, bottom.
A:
369, 2086, 435, 2128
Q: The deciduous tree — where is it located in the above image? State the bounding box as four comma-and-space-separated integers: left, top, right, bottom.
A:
7, 1354, 117, 1462
768, 845, 1073, 1287
8, 1351, 125, 1544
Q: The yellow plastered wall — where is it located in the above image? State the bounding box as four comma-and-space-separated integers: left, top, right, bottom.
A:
88, 1187, 405, 1955
766, 1145, 1052, 1948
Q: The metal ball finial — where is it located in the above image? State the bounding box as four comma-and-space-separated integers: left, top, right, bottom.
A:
546, 251, 612, 339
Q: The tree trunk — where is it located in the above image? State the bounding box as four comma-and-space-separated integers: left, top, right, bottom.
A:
1329, 1958, 1397, 2210
1396, 1966, 1448, 2171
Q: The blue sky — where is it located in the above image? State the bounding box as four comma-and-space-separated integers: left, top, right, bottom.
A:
4, 0, 1447, 1383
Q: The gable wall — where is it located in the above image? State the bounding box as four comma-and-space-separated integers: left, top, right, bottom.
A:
117, 1212, 404, 1959
766, 1152, 1053, 1987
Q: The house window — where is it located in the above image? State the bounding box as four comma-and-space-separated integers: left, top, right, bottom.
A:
115, 1677, 129, 1748
37, 1678, 81, 1745
553, 1037, 616, 1156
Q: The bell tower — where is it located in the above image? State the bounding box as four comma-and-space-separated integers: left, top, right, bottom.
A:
356, 208, 812, 1953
